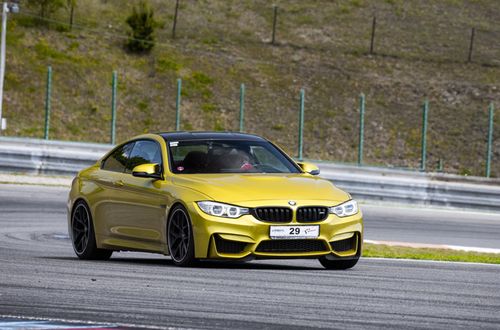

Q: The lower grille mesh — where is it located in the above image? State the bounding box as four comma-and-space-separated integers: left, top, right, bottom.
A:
256, 239, 327, 253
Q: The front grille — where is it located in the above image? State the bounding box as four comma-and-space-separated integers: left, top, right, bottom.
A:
256, 239, 327, 253
330, 235, 357, 253
296, 206, 329, 222
214, 235, 247, 254
252, 207, 292, 223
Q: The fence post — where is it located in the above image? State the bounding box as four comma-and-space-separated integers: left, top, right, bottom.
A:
486, 103, 495, 178
437, 159, 443, 172
271, 5, 278, 45
467, 27, 475, 63
43, 66, 52, 140
176, 78, 182, 131
420, 100, 429, 171
298, 89, 305, 160
172, 0, 180, 39
239, 83, 245, 132
370, 16, 376, 54
358, 93, 365, 165
110, 71, 117, 145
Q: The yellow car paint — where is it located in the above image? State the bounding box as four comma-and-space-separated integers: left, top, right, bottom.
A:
68, 132, 363, 266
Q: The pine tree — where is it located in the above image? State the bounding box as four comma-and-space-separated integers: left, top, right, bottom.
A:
126, 1, 156, 53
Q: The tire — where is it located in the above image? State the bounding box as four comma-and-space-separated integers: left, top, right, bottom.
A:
318, 256, 359, 270
71, 200, 113, 260
167, 205, 196, 267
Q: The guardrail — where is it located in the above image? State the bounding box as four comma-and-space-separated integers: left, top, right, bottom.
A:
0, 136, 110, 175
319, 163, 500, 211
1, 136, 499, 211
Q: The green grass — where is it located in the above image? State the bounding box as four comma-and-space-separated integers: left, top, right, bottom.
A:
363, 243, 500, 265
2, 0, 499, 177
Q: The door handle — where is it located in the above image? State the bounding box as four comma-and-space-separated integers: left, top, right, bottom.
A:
114, 180, 124, 187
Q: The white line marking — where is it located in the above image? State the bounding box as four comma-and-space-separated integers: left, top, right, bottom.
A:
364, 239, 500, 254
365, 257, 500, 267
0, 315, 180, 330
0, 320, 111, 329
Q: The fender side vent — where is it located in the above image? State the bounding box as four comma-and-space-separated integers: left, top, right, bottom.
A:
330, 235, 357, 253
214, 235, 247, 254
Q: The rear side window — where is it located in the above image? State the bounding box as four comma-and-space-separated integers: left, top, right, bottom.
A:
126, 140, 162, 173
101, 142, 135, 173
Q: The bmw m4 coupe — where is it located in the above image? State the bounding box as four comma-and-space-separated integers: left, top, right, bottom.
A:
68, 132, 363, 269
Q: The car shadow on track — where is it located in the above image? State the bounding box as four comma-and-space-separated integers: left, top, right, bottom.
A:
41, 256, 323, 271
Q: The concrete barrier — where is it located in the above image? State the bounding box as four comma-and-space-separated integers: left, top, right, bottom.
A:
1, 136, 499, 211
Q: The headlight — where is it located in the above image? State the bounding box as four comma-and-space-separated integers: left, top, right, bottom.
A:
197, 201, 249, 218
329, 200, 358, 217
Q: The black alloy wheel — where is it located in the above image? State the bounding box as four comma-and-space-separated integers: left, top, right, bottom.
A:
71, 200, 112, 260
168, 205, 196, 266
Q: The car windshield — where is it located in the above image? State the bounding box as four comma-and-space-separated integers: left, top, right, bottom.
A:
167, 139, 301, 174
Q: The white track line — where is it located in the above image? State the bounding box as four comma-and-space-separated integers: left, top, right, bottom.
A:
364, 239, 500, 254
0, 315, 180, 330
365, 257, 500, 267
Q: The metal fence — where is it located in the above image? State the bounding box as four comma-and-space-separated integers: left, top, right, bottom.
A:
33, 65, 497, 177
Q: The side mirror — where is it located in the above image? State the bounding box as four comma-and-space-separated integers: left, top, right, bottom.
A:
132, 163, 162, 180
296, 161, 320, 175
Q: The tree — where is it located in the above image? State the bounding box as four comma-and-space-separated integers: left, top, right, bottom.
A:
66, 0, 76, 30
125, 1, 157, 53
27, 0, 65, 20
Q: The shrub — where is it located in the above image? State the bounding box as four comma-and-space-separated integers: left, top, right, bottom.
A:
125, 1, 157, 53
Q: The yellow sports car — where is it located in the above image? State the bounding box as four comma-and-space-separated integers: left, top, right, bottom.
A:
68, 132, 363, 269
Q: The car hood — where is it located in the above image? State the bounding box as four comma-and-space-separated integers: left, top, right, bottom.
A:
172, 173, 350, 204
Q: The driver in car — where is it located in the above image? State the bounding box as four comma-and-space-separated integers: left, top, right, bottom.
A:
227, 149, 254, 171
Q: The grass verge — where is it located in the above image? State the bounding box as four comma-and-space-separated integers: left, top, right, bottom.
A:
363, 243, 500, 265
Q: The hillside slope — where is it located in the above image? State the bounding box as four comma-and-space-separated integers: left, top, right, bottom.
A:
3, 0, 500, 176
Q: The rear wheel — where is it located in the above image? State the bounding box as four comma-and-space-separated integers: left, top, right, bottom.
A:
71, 200, 112, 260
319, 256, 359, 270
167, 205, 196, 267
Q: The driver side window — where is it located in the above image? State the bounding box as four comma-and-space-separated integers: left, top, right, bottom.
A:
125, 140, 163, 174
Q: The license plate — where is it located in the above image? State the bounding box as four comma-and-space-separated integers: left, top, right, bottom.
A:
270, 225, 319, 239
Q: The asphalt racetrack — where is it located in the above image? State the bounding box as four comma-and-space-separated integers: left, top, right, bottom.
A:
1, 184, 499, 329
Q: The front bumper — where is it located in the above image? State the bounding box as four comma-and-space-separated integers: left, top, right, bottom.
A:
186, 201, 363, 260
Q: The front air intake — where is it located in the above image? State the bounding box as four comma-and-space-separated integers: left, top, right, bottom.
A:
330, 235, 357, 253
256, 239, 327, 253
214, 235, 247, 254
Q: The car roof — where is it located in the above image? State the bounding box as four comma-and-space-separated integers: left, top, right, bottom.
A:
157, 131, 267, 142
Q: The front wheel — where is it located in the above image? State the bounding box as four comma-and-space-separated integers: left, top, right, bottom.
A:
318, 256, 359, 270
167, 205, 196, 267
71, 200, 112, 260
